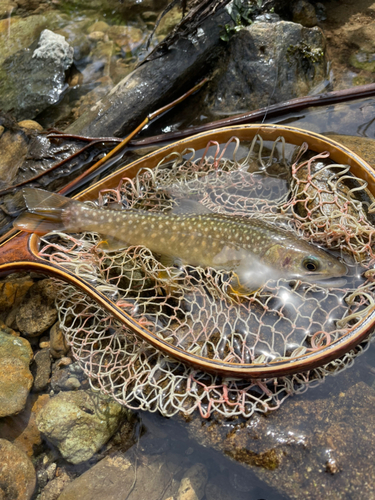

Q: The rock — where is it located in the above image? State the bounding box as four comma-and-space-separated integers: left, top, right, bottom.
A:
33, 29, 73, 67
292, 0, 318, 27
87, 21, 109, 34
32, 348, 52, 392
0, 130, 28, 189
0, 439, 36, 500
205, 21, 326, 116
0, 274, 34, 319
0, 29, 74, 120
177, 463, 208, 500
36, 390, 126, 464
39, 471, 71, 500
18, 119, 44, 132
0, 12, 63, 66
16, 279, 58, 337
0, 394, 50, 456
187, 382, 375, 500
50, 322, 68, 358
0, 331, 33, 417
87, 31, 107, 43
57, 449, 187, 500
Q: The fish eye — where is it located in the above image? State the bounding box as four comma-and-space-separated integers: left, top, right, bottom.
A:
302, 256, 320, 272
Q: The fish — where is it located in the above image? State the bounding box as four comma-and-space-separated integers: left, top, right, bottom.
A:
14, 188, 347, 294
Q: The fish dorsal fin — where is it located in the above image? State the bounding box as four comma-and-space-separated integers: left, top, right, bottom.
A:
23, 188, 75, 213
170, 199, 213, 215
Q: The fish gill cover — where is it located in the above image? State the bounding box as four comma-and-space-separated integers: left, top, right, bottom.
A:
37, 135, 375, 418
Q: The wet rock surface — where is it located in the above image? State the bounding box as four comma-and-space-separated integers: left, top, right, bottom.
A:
0, 29, 74, 120
0, 330, 33, 417
204, 20, 326, 116
36, 390, 127, 464
0, 438, 36, 500
187, 381, 375, 500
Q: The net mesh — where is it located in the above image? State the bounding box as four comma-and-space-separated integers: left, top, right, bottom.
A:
38, 135, 375, 417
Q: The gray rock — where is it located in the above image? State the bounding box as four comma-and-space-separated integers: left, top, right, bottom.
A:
0, 331, 33, 417
16, 279, 58, 337
0, 439, 36, 500
57, 449, 187, 500
36, 390, 126, 464
204, 21, 327, 116
33, 29, 73, 69
0, 29, 74, 120
32, 348, 51, 392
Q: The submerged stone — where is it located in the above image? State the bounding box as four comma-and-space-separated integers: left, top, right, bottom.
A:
0, 439, 36, 500
15, 279, 58, 337
0, 29, 74, 120
0, 330, 33, 417
57, 449, 188, 500
36, 390, 126, 464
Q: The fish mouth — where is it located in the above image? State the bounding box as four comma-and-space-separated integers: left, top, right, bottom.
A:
307, 276, 348, 288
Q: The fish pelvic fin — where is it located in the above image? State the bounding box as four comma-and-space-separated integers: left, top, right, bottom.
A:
13, 188, 82, 235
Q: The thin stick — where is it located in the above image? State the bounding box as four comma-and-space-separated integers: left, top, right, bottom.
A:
129, 82, 375, 147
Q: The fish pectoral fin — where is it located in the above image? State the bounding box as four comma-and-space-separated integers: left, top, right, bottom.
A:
97, 236, 127, 252
228, 273, 259, 298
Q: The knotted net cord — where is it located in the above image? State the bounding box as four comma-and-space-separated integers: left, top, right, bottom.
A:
38, 135, 375, 417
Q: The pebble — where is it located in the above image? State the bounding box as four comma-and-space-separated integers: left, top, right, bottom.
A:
88, 30, 107, 42
0, 331, 33, 417
0, 439, 36, 500
36, 390, 126, 464
50, 322, 68, 358
18, 119, 44, 132
38, 471, 71, 500
32, 348, 52, 392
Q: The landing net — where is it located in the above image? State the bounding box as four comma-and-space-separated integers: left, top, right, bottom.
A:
39, 135, 375, 417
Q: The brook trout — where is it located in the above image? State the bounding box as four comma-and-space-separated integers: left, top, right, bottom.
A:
14, 188, 347, 293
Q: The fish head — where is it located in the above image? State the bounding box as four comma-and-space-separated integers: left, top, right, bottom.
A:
263, 242, 347, 281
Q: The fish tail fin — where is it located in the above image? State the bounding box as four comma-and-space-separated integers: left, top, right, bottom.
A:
14, 188, 81, 235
